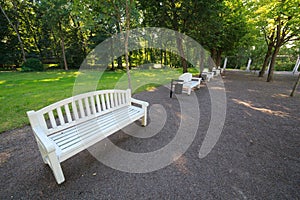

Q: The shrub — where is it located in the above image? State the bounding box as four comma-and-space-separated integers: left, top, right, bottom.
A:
21, 58, 44, 72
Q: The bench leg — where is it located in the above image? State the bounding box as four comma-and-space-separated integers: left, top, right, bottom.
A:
141, 106, 148, 127
141, 115, 147, 126
36, 141, 48, 164
48, 151, 65, 184
187, 87, 191, 95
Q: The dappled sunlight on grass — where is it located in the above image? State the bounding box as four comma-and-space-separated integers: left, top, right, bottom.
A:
232, 98, 289, 118
35, 77, 62, 82
146, 86, 157, 92
0, 68, 189, 132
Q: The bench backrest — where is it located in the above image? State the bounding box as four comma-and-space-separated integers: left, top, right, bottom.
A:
179, 73, 192, 82
27, 89, 131, 135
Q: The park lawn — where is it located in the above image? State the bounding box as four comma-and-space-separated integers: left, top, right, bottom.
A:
0, 68, 195, 133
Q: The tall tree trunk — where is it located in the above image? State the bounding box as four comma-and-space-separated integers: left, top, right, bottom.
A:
290, 73, 300, 97
58, 22, 68, 70
117, 57, 123, 69
129, 51, 132, 70
259, 43, 273, 77
176, 33, 188, 73
210, 48, 217, 68
267, 17, 282, 82
0, 4, 26, 62
125, 0, 132, 91
216, 49, 222, 67
267, 47, 279, 82
171, 1, 188, 73
160, 50, 163, 65
61, 36, 68, 70
110, 38, 115, 71
199, 48, 205, 76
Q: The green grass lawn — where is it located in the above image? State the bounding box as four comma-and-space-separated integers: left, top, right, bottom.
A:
0, 68, 197, 133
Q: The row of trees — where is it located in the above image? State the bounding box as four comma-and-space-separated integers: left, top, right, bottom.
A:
0, 0, 299, 81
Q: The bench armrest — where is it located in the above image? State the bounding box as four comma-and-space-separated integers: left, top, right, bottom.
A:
192, 77, 202, 83
32, 126, 56, 153
131, 98, 149, 108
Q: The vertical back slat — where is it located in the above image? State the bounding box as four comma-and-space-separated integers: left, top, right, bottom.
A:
126, 89, 131, 105
48, 111, 57, 128
72, 101, 79, 120
84, 97, 91, 116
105, 93, 111, 109
117, 93, 121, 106
114, 92, 119, 107
57, 107, 65, 125
95, 95, 101, 113
121, 93, 125, 104
101, 94, 106, 111
78, 99, 85, 118
90, 96, 97, 114
64, 104, 73, 123
110, 93, 115, 108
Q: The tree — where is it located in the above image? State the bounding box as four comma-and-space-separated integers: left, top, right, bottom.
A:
124, 0, 133, 91
0, 1, 26, 62
139, 0, 192, 73
252, 0, 300, 81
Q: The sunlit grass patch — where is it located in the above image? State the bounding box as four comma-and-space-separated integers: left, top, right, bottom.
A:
0, 67, 199, 133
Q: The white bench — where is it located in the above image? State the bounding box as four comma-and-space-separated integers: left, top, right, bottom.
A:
212, 67, 221, 76
201, 72, 214, 82
178, 73, 202, 95
27, 89, 148, 184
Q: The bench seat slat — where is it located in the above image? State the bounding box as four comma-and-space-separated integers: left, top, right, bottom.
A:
48, 106, 143, 161
59, 108, 141, 150
51, 106, 141, 146
50, 106, 139, 143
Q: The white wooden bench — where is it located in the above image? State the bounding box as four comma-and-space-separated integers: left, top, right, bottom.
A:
27, 89, 148, 184
212, 67, 221, 76
178, 73, 202, 95
201, 69, 214, 82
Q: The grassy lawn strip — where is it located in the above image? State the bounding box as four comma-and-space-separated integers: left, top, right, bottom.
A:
0, 68, 195, 133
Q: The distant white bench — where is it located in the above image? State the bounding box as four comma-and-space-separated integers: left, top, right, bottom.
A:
27, 89, 148, 184
201, 72, 214, 82
212, 67, 221, 76
179, 73, 202, 95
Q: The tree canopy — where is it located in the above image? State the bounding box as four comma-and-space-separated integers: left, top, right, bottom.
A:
0, 0, 299, 75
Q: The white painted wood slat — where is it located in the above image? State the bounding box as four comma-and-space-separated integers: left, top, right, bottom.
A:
64, 104, 73, 123
49, 106, 142, 151
95, 95, 101, 113
78, 99, 85, 118
84, 97, 91, 116
100, 94, 106, 111
48, 111, 57, 128
57, 107, 65, 126
71, 101, 79, 120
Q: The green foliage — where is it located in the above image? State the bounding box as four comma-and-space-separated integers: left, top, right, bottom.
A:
0, 0, 299, 72
21, 58, 44, 72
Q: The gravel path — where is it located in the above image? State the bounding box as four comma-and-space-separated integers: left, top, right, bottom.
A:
0, 71, 299, 199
